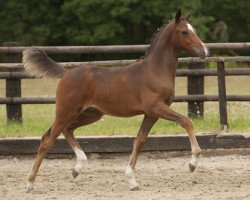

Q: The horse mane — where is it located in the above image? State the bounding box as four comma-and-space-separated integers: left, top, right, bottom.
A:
141, 22, 168, 59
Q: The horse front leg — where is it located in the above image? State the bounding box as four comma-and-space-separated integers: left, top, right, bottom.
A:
150, 102, 201, 172
126, 115, 158, 190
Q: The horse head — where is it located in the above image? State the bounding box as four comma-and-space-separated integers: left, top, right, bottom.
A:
170, 9, 209, 59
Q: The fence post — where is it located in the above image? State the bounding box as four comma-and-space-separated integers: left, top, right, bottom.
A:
217, 61, 228, 131
3, 42, 22, 123
187, 62, 204, 118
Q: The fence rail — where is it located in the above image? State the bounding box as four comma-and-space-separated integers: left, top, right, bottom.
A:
1, 95, 250, 105
0, 42, 250, 130
0, 42, 250, 54
1, 66, 250, 79
1, 56, 250, 69
0, 134, 249, 155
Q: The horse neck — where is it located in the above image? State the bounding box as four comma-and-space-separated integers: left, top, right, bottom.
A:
146, 36, 179, 82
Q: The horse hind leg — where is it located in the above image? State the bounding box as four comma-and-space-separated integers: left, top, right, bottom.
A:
63, 129, 87, 178
27, 103, 85, 192
63, 109, 103, 178
27, 120, 67, 192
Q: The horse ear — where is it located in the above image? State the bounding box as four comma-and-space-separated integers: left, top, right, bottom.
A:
175, 9, 182, 23
184, 11, 192, 21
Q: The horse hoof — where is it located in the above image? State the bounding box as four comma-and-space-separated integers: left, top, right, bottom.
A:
26, 183, 34, 193
189, 163, 196, 172
72, 169, 79, 178
26, 187, 33, 193
130, 185, 140, 191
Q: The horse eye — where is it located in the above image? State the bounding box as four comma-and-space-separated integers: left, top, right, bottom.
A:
181, 31, 188, 36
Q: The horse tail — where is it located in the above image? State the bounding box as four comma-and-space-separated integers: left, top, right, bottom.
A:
22, 47, 66, 78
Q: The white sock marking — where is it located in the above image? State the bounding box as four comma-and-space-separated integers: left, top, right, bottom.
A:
125, 165, 138, 189
74, 147, 87, 172
190, 154, 199, 167
26, 182, 34, 193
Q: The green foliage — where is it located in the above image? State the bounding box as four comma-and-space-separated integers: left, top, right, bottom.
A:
201, 0, 250, 42
0, 1, 249, 48
0, 0, 227, 46
0, 0, 65, 45
60, 0, 208, 45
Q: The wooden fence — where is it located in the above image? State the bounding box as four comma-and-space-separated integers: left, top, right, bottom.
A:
0, 42, 250, 131
0, 134, 249, 155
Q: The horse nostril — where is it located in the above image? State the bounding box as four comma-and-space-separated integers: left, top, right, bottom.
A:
201, 43, 209, 57
193, 47, 207, 59
198, 53, 206, 60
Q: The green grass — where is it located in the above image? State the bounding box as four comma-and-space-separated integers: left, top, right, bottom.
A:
0, 102, 249, 138
0, 76, 250, 138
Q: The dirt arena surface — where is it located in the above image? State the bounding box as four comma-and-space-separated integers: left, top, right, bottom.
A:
0, 149, 249, 200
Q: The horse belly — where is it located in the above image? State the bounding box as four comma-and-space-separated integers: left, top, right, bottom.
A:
91, 91, 142, 117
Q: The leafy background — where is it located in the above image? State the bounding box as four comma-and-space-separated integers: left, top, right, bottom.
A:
0, 0, 249, 46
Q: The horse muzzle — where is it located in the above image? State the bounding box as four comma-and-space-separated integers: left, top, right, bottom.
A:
195, 44, 209, 59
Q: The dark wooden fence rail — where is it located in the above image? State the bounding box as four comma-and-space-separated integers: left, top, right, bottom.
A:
0, 43, 250, 130
0, 42, 250, 54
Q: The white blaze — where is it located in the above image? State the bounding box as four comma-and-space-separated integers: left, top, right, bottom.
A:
201, 42, 209, 56
187, 23, 195, 33
187, 23, 209, 56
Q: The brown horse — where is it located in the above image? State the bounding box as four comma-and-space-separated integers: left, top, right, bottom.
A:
23, 9, 208, 192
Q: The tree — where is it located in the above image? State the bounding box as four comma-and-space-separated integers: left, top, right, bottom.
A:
0, 0, 248, 46
0, 0, 213, 46
60, 0, 212, 45
0, 0, 64, 45
201, 0, 250, 42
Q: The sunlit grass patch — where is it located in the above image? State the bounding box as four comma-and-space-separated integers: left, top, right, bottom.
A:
0, 76, 249, 137
0, 112, 249, 138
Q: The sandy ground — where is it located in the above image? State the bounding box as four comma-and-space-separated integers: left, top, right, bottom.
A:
0, 149, 249, 200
